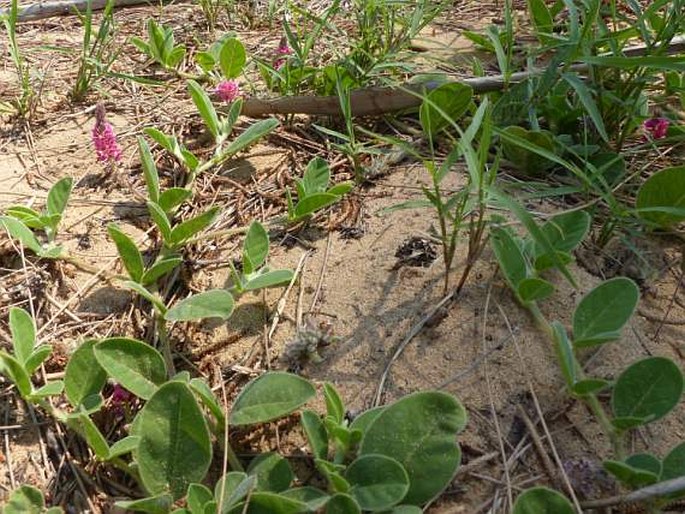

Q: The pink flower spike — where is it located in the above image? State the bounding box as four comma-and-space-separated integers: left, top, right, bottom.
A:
274, 36, 293, 69
92, 104, 122, 163
215, 80, 241, 103
643, 117, 670, 140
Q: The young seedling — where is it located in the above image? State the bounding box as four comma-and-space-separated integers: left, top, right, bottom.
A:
229, 221, 294, 294
195, 35, 246, 82
3, 485, 64, 514
1, 177, 74, 259
131, 19, 186, 71
0, 0, 35, 117
285, 157, 352, 225
71, 0, 120, 102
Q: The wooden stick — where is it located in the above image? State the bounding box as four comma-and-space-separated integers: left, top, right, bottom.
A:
238, 36, 685, 118
0, 0, 184, 22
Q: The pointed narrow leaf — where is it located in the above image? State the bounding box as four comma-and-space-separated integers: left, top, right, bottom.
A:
108, 224, 145, 282
0, 352, 32, 397
294, 193, 340, 219
230, 372, 316, 425
9, 307, 35, 366
109, 436, 141, 458
302, 157, 331, 195
24, 346, 52, 375
301, 410, 328, 460
66, 412, 110, 460
133, 382, 212, 499
243, 269, 294, 292
158, 188, 192, 213
0, 216, 42, 254
46, 177, 73, 217
165, 289, 235, 322
138, 137, 160, 203
124, 281, 168, 314
93, 338, 167, 400
141, 256, 182, 286
324, 383, 345, 424
243, 221, 269, 274
561, 73, 609, 142
517, 277, 555, 303
573, 278, 639, 347
214, 472, 256, 513
222, 118, 279, 159
169, 207, 219, 248
147, 202, 173, 244
188, 80, 221, 139
30, 380, 64, 398
190, 378, 226, 428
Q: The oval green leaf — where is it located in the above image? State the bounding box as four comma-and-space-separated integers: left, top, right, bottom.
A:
512, 487, 574, 514
230, 372, 316, 426
636, 165, 685, 227
247, 452, 294, 492
133, 382, 212, 499
572, 277, 639, 347
360, 391, 466, 505
93, 338, 167, 400
612, 356, 683, 425
345, 454, 409, 511
165, 289, 235, 322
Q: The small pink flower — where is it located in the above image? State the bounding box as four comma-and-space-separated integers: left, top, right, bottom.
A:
215, 80, 241, 102
109, 383, 134, 418
92, 104, 122, 163
643, 117, 670, 140
274, 37, 293, 69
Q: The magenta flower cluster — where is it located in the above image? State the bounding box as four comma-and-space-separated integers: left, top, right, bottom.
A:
643, 117, 670, 140
92, 104, 122, 163
274, 38, 293, 69
215, 79, 241, 102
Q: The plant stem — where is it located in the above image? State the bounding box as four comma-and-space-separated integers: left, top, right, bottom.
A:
155, 313, 176, 377
527, 302, 625, 459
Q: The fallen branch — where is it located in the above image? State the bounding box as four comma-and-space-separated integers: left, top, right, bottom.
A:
580, 476, 685, 510
238, 36, 685, 118
0, 0, 185, 22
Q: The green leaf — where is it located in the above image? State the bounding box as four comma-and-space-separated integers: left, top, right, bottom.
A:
190, 378, 226, 429
662, 442, 685, 481
517, 277, 555, 303
0, 351, 32, 397
187, 483, 214, 514
65, 339, 106, 407
527, 0, 553, 37
165, 289, 235, 322
384, 506, 422, 514
93, 338, 167, 400
360, 391, 466, 505
230, 372, 316, 425
325, 493, 361, 514
345, 454, 409, 511
124, 281, 168, 314
243, 221, 269, 274
115, 494, 173, 514
30, 380, 64, 398
219, 38, 246, 79
141, 256, 182, 286
552, 321, 576, 389
324, 382, 345, 424
512, 487, 575, 514
133, 382, 212, 499
301, 157, 331, 195
108, 435, 141, 458
24, 346, 52, 375
419, 83, 473, 138
108, 224, 145, 283
158, 188, 192, 213
572, 278, 639, 347
612, 356, 683, 425
169, 207, 219, 248
4, 485, 47, 514
561, 73, 609, 142
0, 216, 43, 254
327, 183, 353, 197
491, 227, 528, 293
228, 492, 310, 514
293, 193, 340, 219
626, 453, 661, 477
46, 177, 73, 217
603, 459, 658, 488
214, 472, 256, 513
247, 452, 294, 492
301, 410, 328, 460
189, 80, 221, 139
147, 202, 173, 244
279, 487, 329, 511
138, 137, 160, 203
9, 307, 35, 366
243, 270, 295, 292
571, 379, 610, 396
4, 206, 43, 228
533, 210, 591, 265
580, 54, 685, 72
316, 459, 350, 493
66, 411, 110, 459
221, 118, 279, 159
349, 406, 386, 434
636, 166, 685, 227
501, 126, 556, 177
